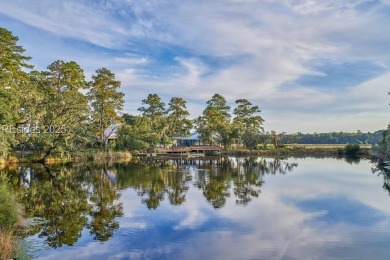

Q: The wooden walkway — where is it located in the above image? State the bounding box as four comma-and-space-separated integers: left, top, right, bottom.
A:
159, 145, 222, 154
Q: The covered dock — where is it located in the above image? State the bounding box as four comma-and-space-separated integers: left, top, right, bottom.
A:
158, 145, 221, 155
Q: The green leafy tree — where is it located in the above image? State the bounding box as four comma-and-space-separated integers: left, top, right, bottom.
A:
88, 68, 124, 148
14, 71, 46, 157
232, 99, 264, 147
259, 132, 272, 149
271, 130, 284, 148
32, 60, 89, 159
117, 115, 161, 152
138, 94, 168, 147
122, 113, 136, 125
242, 131, 263, 150
167, 97, 192, 137
138, 94, 166, 124
195, 94, 231, 148
116, 117, 149, 151
0, 27, 33, 158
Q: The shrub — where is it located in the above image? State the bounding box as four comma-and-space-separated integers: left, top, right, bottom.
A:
0, 183, 19, 230
345, 144, 361, 156
0, 179, 23, 259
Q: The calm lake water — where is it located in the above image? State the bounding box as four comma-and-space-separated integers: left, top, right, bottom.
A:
7, 157, 390, 259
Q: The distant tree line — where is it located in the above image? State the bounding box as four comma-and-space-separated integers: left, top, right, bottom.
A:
281, 130, 385, 145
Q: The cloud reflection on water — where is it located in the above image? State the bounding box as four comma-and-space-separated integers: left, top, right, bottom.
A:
26, 157, 390, 259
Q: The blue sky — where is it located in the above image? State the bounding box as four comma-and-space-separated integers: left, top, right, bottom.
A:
1, 0, 389, 133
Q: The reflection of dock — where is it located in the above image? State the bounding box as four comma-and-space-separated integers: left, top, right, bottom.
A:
158, 145, 222, 156
157, 154, 205, 159
138, 156, 223, 166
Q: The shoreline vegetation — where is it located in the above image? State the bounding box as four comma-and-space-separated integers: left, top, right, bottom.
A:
223, 144, 372, 157
0, 144, 373, 166
0, 178, 24, 260
0, 150, 132, 166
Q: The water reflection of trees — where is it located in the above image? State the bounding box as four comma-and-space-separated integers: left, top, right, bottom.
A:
87, 166, 123, 242
344, 155, 361, 165
115, 164, 191, 209
116, 157, 297, 209
372, 159, 390, 196
193, 157, 298, 208
5, 157, 297, 248
9, 164, 123, 248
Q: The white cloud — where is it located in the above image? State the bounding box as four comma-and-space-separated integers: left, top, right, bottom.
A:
0, 1, 125, 48
172, 188, 210, 230
1, 0, 389, 132
285, 0, 371, 16
115, 54, 149, 65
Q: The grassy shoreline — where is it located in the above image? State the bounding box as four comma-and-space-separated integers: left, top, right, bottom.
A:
0, 145, 374, 165
0, 179, 24, 260
222, 144, 372, 157
0, 150, 132, 165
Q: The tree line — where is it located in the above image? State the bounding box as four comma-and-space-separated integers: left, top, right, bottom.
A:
0, 27, 124, 160
281, 131, 385, 145
0, 27, 266, 159
117, 93, 265, 152
2, 26, 388, 160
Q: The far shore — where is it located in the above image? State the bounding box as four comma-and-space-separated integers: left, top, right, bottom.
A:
223, 144, 372, 157
0, 144, 374, 166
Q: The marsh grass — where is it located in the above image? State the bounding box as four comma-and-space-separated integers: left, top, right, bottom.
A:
222, 149, 260, 156
225, 144, 372, 157
0, 230, 16, 260
44, 155, 71, 164
37, 150, 132, 164
6, 156, 19, 164
285, 144, 371, 149
0, 178, 24, 259
93, 151, 132, 162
